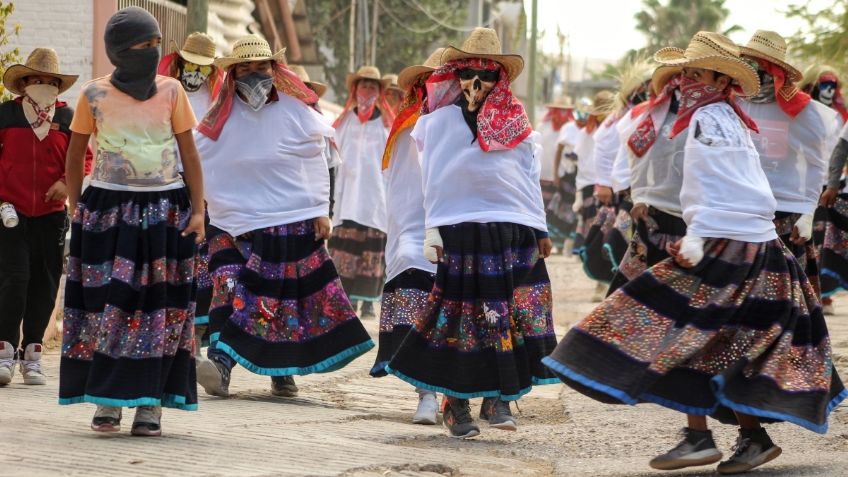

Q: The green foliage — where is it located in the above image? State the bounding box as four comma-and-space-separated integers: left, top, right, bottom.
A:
634, 0, 740, 53
0, 1, 22, 102
786, 1, 848, 76
306, 0, 466, 99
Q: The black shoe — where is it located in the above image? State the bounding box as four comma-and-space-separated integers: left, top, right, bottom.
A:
360, 301, 376, 318
271, 375, 299, 397
649, 428, 723, 470
479, 397, 517, 431
197, 357, 231, 397
717, 428, 782, 475
442, 397, 480, 439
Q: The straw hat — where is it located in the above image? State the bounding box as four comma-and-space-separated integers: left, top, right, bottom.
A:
544, 96, 575, 109
588, 90, 615, 116
215, 34, 286, 70
346, 65, 391, 90
398, 47, 445, 90
739, 30, 802, 83
3, 48, 78, 96
289, 64, 327, 97
440, 27, 524, 82
652, 31, 759, 97
800, 64, 840, 92
383, 74, 402, 93
170, 32, 217, 66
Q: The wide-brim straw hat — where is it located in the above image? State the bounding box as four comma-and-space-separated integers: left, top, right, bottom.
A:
588, 90, 615, 116
440, 27, 524, 82
171, 32, 216, 66
346, 65, 391, 90
3, 48, 78, 96
398, 47, 445, 90
544, 96, 575, 109
214, 34, 286, 70
652, 31, 759, 97
289, 64, 327, 97
800, 64, 839, 92
739, 30, 802, 83
382, 73, 402, 93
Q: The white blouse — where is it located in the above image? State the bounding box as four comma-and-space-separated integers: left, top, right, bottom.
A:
536, 119, 560, 182
592, 114, 623, 187
573, 127, 597, 190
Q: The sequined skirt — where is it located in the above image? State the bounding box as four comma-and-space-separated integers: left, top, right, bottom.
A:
543, 238, 846, 433
59, 186, 198, 410
370, 268, 435, 377
545, 171, 578, 243
774, 211, 820, 298
206, 220, 373, 376
580, 205, 617, 283
194, 212, 212, 328
328, 220, 387, 302
387, 222, 559, 400
820, 195, 848, 297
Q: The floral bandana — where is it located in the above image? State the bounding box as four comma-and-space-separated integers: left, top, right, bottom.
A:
818, 72, 848, 121
627, 74, 758, 157
198, 62, 318, 140
382, 75, 428, 170
751, 58, 810, 118
425, 58, 531, 152
544, 107, 573, 131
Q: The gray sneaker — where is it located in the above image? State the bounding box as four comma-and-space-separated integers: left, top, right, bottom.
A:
479, 397, 517, 431
270, 375, 299, 397
91, 405, 122, 432
717, 428, 782, 475
443, 397, 480, 439
131, 406, 162, 437
650, 428, 723, 470
197, 358, 231, 397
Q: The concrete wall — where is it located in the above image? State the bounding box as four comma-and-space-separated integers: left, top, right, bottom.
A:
8, 0, 94, 103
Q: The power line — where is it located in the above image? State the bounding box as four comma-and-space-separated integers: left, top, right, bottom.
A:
380, 4, 442, 33
397, 0, 493, 32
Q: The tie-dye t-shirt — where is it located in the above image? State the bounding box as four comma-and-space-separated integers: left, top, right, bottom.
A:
70, 75, 197, 191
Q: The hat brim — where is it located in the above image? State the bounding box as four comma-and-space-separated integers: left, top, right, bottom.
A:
398, 65, 436, 90
440, 46, 524, 83
653, 48, 760, 97
214, 49, 286, 70
346, 72, 392, 91
2, 64, 78, 96
170, 40, 216, 66
738, 47, 803, 84
305, 81, 327, 98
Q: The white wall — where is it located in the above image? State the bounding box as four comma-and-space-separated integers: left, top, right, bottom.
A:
8, 0, 94, 104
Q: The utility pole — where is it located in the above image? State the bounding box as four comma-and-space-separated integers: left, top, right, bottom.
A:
186, 0, 208, 34
349, 0, 357, 72
370, 0, 379, 65
527, 0, 538, 124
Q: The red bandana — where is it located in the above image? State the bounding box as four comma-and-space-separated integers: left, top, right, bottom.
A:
424, 58, 531, 152
158, 52, 224, 101
755, 58, 810, 118
332, 83, 395, 130
382, 75, 428, 170
543, 107, 573, 131
819, 72, 848, 122
627, 75, 758, 157
197, 63, 318, 140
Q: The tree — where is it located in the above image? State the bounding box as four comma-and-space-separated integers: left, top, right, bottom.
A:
0, 1, 22, 101
634, 0, 740, 53
306, 0, 466, 99
785, 1, 848, 76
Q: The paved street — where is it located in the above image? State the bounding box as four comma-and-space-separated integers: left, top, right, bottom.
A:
2, 255, 847, 477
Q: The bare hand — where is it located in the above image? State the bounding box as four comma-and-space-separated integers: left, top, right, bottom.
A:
182, 212, 206, 244
595, 186, 614, 206
789, 226, 809, 246
538, 238, 553, 258
820, 187, 839, 208
314, 216, 332, 241
666, 239, 695, 268
630, 202, 649, 222
45, 180, 68, 203
552, 176, 561, 187
428, 245, 444, 264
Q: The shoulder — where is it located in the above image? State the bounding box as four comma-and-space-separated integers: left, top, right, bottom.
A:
690, 102, 747, 148
155, 75, 182, 90
0, 99, 24, 128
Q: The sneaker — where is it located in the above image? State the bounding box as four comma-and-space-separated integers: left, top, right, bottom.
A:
649, 428, 723, 470
19, 343, 46, 385
716, 428, 782, 475
0, 341, 15, 385
591, 282, 607, 303
479, 397, 517, 431
412, 391, 438, 425
360, 301, 376, 319
91, 406, 122, 432
131, 406, 162, 437
270, 375, 299, 397
197, 357, 231, 397
442, 397, 479, 439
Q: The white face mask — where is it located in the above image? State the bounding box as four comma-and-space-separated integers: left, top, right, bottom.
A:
24, 84, 59, 109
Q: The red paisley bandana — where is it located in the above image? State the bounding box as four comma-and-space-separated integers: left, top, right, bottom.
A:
544, 107, 573, 131
425, 58, 531, 152
755, 58, 810, 118
332, 82, 396, 129
198, 62, 318, 140
819, 72, 848, 122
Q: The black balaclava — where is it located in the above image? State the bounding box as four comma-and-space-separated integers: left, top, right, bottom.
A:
104, 7, 162, 101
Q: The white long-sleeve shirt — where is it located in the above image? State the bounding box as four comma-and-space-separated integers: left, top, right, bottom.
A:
593, 114, 623, 187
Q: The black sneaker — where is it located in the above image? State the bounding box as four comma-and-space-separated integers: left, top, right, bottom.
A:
649, 428, 723, 470
442, 397, 480, 439
360, 301, 376, 319
271, 375, 299, 397
479, 397, 517, 431
716, 428, 782, 475
197, 357, 231, 397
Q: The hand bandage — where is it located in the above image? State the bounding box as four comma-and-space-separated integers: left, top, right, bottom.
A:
794, 213, 813, 241
572, 189, 583, 214
679, 235, 705, 266
423, 227, 443, 263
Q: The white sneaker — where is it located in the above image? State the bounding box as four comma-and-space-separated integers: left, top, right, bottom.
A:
0, 341, 15, 385
412, 391, 438, 425
19, 343, 46, 385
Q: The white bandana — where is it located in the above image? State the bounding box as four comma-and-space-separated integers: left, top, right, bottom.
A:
22, 84, 58, 141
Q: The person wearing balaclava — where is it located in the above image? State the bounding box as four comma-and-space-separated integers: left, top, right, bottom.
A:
193, 35, 373, 402
328, 66, 395, 319
60, 6, 206, 437
385, 28, 557, 439
0, 48, 91, 388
